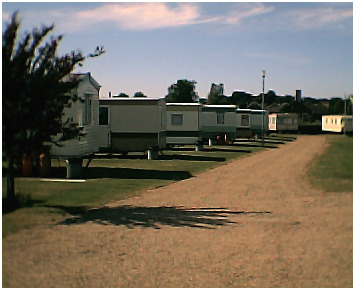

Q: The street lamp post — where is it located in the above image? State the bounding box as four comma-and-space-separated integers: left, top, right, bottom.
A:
261, 70, 266, 146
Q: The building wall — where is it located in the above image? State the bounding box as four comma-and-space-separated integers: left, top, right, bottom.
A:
269, 113, 298, 132
99, 99, 167, 152
322, 115, 353, 133
250, 110, 269, 133
166, 104, 201, 145
51, 74, 100, 158
200, 106, 237, 139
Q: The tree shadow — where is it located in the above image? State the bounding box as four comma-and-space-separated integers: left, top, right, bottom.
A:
159, 154, 226, 162
2, 196, 45, 214
56, 205, 272, 229
231, 142, 278, 149
48, 167, 193, 181
206, 147, 253, 153
85, 167, 193, 180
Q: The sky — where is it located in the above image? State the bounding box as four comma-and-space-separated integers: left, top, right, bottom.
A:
2, 1, 353, 100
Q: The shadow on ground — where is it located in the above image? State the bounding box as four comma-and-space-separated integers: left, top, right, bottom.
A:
57, 205, 271, 229
48, 167, 193, 181
85, 167, 193, 180
231, 142, 278, 149
159, 154, 227, 162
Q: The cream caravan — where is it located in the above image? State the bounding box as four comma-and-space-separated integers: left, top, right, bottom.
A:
322, 115, 353, 134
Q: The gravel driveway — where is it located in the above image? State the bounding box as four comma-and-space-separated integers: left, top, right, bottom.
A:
3, 135, 353, 288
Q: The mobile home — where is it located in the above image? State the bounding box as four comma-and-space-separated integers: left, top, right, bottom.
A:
166, 103, 202, 148
268, 113, 298, 132
235, 109, 252, 138
200, 105, 237, 144
250, 110, 269, 137
322, 115, 353, 134
99, 98, 167, 158
50, 73, 101, 178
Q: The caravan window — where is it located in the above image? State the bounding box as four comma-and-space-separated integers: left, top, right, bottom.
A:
217, 113, 225, 124
99, 106, 109, 125
171, 114, 183, 126
241, 115, 250, 126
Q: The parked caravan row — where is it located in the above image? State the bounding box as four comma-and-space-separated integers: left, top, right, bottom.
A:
99, 102, 238, 153
322, 115, 353, 134
49, 73, 300, 178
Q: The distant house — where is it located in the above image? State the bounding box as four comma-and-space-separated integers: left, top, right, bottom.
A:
322, 115, 353, 134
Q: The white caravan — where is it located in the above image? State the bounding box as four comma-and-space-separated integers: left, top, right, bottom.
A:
268, 113, 298, 132
200, 105, 237, 144
99, 98, 167, 159
166, 103, 202, 148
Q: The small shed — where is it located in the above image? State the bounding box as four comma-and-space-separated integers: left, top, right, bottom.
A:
166, 103, 202, 148
98, 98, 167, 158
269, 113, 298, 132
322, 115, 353, 134
200, 105, 237, 144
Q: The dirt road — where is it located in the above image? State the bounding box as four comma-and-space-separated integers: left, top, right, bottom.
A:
3, 135, 353, 288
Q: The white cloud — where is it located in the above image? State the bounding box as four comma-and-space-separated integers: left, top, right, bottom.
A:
74, 3, 208, 31
290, 7, 353, 30
4, 3, 353, 34
225, 3, 274, 25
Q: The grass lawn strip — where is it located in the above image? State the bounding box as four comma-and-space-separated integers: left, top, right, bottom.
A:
2, 136, 291, 237
308, 135, 353, 192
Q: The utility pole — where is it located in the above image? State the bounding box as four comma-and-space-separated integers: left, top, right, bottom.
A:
262, 70, 266, 146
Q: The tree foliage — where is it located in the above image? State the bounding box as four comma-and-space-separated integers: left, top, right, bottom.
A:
2, 12, 104, 207
207, 83, 227, 104
165, 79, 198, 103
133, 91, 147, 98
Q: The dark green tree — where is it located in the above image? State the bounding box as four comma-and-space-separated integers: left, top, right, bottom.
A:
114, 93, 129, 98
133, 91, 147, 98
2, 12, 104, 208
207, 83, 224, 104
328, 97, 345, 115
265, 90, 277, 105
165, 79, 198, 103
231, 91, 253, 108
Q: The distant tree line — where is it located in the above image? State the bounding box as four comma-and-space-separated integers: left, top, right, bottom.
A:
162, 80, 353, 122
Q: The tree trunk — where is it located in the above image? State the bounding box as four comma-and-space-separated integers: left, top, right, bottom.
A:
6, 154, 17, 209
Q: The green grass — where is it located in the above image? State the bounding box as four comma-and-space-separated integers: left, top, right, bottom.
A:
309, 135, 353, 192
2, 137, 288, 238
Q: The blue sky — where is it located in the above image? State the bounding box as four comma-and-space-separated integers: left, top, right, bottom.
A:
2, 2, 353, 99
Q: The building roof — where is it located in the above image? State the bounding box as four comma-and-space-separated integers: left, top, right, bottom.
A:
72, 72, 101, 91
